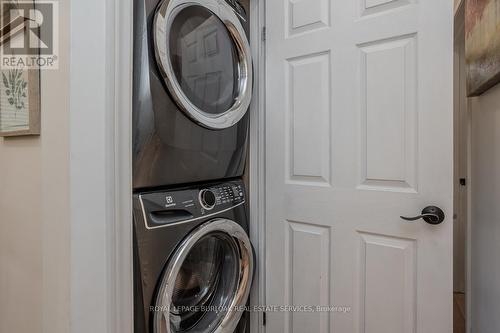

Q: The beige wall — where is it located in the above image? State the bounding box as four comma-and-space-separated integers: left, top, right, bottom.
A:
0, 137, 43, 332
0, 1, 70, 332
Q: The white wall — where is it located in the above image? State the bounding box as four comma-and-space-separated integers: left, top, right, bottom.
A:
470, 83, 500, 333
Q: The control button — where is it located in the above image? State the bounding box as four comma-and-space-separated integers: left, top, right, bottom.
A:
199, 189, 216, 210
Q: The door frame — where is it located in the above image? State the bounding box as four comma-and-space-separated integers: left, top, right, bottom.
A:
111, 0, 135, 331
70, 0, 267, 332
70, 0, 133, 332
453, 2, 472, 332
248, 0, 266, 332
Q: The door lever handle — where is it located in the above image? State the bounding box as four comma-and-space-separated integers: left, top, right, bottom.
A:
400, 206, 445, 225
400, 213, 440, 222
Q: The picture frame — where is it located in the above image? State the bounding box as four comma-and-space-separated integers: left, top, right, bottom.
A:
0, 68, 40, 136
0, 0, 41, 137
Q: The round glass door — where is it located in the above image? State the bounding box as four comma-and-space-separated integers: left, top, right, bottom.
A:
154, 219, 254, 333
154, 0, 252, 129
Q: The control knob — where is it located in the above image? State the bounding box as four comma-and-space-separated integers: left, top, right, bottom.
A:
199, 189, 216, 210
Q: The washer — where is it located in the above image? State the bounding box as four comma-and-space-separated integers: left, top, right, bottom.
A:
133, 0, 253, 189
133, 179, 254, 333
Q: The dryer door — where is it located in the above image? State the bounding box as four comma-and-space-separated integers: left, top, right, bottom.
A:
153, 218, 254, 333
154, 0, 252, 130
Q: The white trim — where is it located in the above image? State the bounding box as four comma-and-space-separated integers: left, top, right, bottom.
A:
111, 0, 134, 332
70, 0, 111, 330
465, 97, 472, 333
249, 0, 266, 332
70, 0, 133, 332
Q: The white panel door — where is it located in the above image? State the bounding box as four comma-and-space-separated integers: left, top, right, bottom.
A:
265, 0, 453, 332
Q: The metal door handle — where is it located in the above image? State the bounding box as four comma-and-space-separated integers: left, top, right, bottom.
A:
400, 206, 445, 225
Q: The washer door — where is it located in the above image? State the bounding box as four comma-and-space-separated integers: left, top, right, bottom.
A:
154, 219, 254, 333
154, 0, 252, 129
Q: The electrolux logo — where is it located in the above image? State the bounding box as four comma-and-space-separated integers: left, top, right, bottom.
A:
1, 0, 59, 69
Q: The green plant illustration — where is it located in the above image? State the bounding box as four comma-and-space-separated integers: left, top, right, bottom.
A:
2, 69, 27, 110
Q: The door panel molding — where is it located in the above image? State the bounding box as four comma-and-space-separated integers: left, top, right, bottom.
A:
358, 34, 418, 192
285, 51, 332, 187
285, 0, 331, 38
357, 232, 417, 333
284, 220, 331, 333
361, 0, 414, 17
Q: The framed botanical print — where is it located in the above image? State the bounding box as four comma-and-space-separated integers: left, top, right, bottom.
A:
0, 0, 41, 137
0, 68, 40, 136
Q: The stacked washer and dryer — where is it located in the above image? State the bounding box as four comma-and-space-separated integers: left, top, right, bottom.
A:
132, 0, 254, 332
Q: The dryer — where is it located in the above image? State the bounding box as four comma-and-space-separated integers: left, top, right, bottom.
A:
133, 0, 253, 190
133, 179, 254, 333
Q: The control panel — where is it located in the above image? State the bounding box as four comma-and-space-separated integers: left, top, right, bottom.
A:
139, 180, 246, 228
207, 183, 244, 206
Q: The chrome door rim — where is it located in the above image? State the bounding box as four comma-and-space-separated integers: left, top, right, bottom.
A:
154, 0, 253, 130
153, 219, 254, 333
